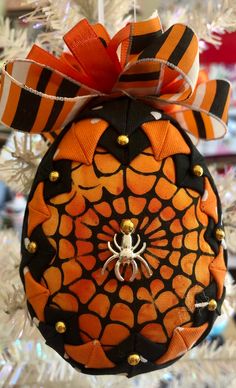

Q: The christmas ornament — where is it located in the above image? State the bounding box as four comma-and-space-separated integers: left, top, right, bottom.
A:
0, 16, 231, 377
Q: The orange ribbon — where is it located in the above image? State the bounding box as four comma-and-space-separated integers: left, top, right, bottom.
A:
0, 16, 231, 140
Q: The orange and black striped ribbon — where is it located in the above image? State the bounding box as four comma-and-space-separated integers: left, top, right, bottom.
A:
0, 16, 231, 141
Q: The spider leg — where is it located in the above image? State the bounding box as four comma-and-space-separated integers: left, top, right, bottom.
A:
115, 260, 125, 282
129, 259, 138, 282
136, 255, 153, 277
132, 234, 140, 251
114, 234, 121, 251
101, 254, 118, 275
108, 241, 119, 255
135, 242, 146, 255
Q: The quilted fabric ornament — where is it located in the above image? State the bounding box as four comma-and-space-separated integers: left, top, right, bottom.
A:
0, 17, 231, 377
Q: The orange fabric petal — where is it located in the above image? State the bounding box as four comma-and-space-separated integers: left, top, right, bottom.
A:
148, 198, 162, 213
160, 206, 176, 221
128, 196, 147, 215
42, 206, 59, 236
144, 217, 161, 234
113, 197, 126, 214
182, 205, 199, 230
181, 253, 197, 275
155, 291, 179, 313
28, 182, 51, 236
110, 303, 134, 328
169, 251, 181, 266
59, 238, 75, 259
137, 287, 152, 302
76, 255, 96, 270
94, 152, 121, 174
75, 221, 92, 239
104, 279, 118, 293
160, 265, 174, 280
129, 152, 162, 173
156, 323, 208, 364
163, 157, 176, 183
127, 169, 156, 195
150, 279, 164, 297
164, 307, 191, 337
69, 279, 96, 303
100, 170, 124, 195
92, 268, 108, 285
140, 323, 167, 343
138, 303, 157, 324
79, 314, 102, 339
88, 294, 110, 318
172, 275, 192, 298
142, 121, 190, 161
101, 323, 130, 346
209, 245, 227, 298
94, 202, 112, 217
172, 189, 192, 210
65, 192, 86, 216
119, 285, 134, 303
59, 214, 73, 236
54, 119, 109, 164
43, 267, 62, 294
185, 285, 204, 312
51, 293, 79, 312
65, 340, 115, 369
170, 219, 183, 234
24, 269, 49, 321
195, 255, 213, 286
62, 259, 82, 285
184, 231, 198, 251
155, 177, 177, 200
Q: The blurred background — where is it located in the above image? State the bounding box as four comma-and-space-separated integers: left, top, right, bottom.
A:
0, 1, 236, 387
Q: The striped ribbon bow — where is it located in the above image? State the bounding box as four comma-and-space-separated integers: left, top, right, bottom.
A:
0, 16, 231, 140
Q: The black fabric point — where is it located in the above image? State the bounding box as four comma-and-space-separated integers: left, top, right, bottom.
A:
20, 224, 55, 283
43, 159, 72, 201
107, 332, 166, 364
98, 126, 150, 164
44, 306, 81, 345
39, 321, 65, 357
79, 97, 164, 135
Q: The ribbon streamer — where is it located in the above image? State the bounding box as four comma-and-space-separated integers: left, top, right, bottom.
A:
0, 16, 231, 140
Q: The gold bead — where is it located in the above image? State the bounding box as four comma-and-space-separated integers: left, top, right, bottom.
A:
193, 164, 204, 177
55, 321, 67, 334
117, 135, 129, 146
120, 219, 135, 234
27, 241, 37, 254
127, 354, 141, 366
215, 228, 225, 241
49, 171, 60, 182
208, 299, 217, 311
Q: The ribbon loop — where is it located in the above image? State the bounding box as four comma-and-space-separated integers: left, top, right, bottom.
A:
0, 16, 231, 140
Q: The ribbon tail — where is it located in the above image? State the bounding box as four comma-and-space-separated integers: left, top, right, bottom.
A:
0, 60, 99, 134
171, 80, 231, 140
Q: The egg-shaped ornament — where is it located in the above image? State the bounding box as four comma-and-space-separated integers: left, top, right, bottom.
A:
0, 16, 230, 378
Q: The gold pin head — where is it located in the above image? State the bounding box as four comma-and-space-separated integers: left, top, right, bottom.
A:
120, 219, 135, 234
55, 321, 67, 334
193, 165, 204, 177
215, 228, 225, 241
127, 354, 141, 366
49, 171, 60, 182
208, 299, 217, 311
27, 241, 37, 254
117, 135, 129, 146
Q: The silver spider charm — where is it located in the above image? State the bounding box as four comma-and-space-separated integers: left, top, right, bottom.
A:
101, 227, 153, 282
